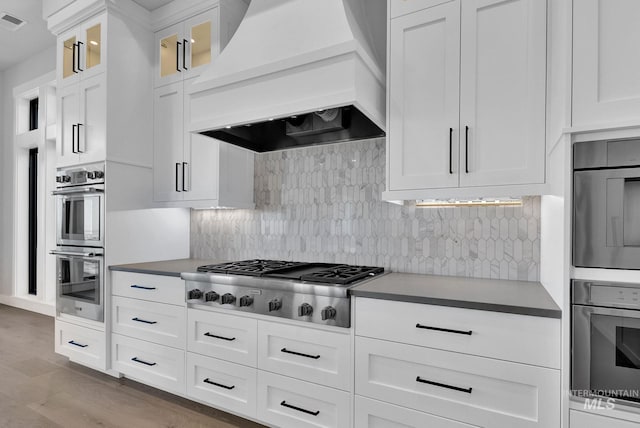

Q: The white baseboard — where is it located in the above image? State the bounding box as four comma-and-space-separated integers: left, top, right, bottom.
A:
0, 295, 55, 317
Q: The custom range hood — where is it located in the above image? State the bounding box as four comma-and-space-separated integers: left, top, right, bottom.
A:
188, 0, 386, 152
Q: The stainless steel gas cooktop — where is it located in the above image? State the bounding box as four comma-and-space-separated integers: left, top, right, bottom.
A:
182, 259, 385, 328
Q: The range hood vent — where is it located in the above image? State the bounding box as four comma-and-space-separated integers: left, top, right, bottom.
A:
189, 0, 386, 152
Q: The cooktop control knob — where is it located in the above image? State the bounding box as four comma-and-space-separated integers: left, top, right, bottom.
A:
268, 298, 282, 312
321, 306, 337, 321
63, 175, 71, 183
298, 303, 313, 317
239, 295, 254, 307
87, 171, 96, 179
188, 289, 203, 300
56, 176, 63, 183
205, 291, 219, 302
94, 170, 104, 179
221, 293, 236, 305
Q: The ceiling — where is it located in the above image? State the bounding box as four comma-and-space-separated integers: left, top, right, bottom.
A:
0, 0, 175, 72
0, 0, 55, 71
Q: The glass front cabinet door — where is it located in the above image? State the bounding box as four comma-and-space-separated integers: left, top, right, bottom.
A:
155, 7, 219, 87
57, 14, 106, 86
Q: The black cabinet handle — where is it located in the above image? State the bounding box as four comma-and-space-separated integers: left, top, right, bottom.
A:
68, 340, 88, 348
465, 125, 469, 173
176, 41, 181, 72
203, 378, 235, 390
416, 376, 472, 394
77, 41, 84, 71
281, 348, 320, 360
204, 332, 236, 341
182, 162, 188, 191
76, 123, 83, 153
72, 42, 78, 73
71, 124, 77, 153
130, 284, 156, 290
131, 357, 156, 366
132, 317, 157, 325
449, 127, 453, 174
182, 39, 188, 70
416, 323, 472, 335
280, 401, 320, 416
175, 163, 181, 192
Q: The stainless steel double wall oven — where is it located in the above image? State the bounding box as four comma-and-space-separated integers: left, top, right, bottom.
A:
52, 163, 105, 322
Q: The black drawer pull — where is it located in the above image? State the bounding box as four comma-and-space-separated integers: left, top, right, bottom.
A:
416, 376, 472, 394
281, 348, 320, 360
131, 357, 156, 367
416, 323, 472, 336
68, 340, 88, 348
132, 317, 157, 325
204, 332, 236, 341
280, 400, 320, 416
130, 284, 156, 290
203, 378, 235, 390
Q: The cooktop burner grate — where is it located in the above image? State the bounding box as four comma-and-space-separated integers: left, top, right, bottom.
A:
197, 259, 307, 275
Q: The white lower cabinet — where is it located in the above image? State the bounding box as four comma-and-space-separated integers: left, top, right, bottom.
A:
257, 320, 351, 391
55, 320, 106, 370
112, 296, 186, 348
111, 271, 186, 305
257, 370, 351, 428
187, 309, 257, 367
112, 333, 185, 395
355, 395, 479, 428
186, 352, 257, 418
355, 336, 560, 428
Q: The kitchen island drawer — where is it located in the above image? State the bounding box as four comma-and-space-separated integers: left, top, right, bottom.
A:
55, 320, 106, 370
355, 297, 560, 368
112, 333, 185, 395
355, 337, 560, 428
111, 271, 185, 305
112, 296, 186, 348
257, 320, 351, 391
188, 309, 257, 367
186, 352, 257, 418
355, 395, 480, 428
257, 370, 351, 428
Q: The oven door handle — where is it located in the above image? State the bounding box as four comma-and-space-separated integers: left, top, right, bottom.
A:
50, 250, 102, 258
52, 187, 104, 196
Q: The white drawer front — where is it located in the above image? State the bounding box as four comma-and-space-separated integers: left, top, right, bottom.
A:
355, 297, 561, 369
355, 337, 560, 428
570, 410, 639, 428
187, 309, 257, 367
111, 271, 185, 306
55, 320, 106, 370
355, 396, 480, 428
112, 296, 186, 348
257, 321, 351, 391
186, 352, 257, 418
112, 333, 185, 395
257, 370, 351, 428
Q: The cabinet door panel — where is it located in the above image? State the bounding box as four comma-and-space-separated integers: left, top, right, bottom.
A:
57, 84, 80, 167
459, 0, 546, 187
153, 82, 184, 202
573, 0, 640, 126
388, 1, 460, 191
78, 74, 106, 164
183, 7, 220, 80
155, 22, 183, 88
79, 14, 106, 81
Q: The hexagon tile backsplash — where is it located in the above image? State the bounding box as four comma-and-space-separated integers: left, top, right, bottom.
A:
191, 138, 541, 281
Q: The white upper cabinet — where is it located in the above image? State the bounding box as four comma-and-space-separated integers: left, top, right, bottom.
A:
57, 14, 106, 88
155, 8, 219, 87
386, 0, 547, 199
573, 0, 640, 127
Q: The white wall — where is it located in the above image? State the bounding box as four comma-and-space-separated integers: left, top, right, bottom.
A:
0, 45, 56, 296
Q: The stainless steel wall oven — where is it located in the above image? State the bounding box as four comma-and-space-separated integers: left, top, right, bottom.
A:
572, 279, 640, 407
52, 163, 106, 322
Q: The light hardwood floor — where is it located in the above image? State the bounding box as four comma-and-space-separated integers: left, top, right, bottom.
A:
0, 304, 266, 428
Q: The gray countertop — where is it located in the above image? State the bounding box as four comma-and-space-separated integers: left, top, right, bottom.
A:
350, 273, 561, 318
109, 259, 225, 277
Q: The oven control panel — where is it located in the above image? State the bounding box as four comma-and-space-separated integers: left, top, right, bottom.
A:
56, 163, 105, 187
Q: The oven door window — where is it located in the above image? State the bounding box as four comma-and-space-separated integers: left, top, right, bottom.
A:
590, 314, 640, 402
58, 257, 101, 305
59, 194, 101, 243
